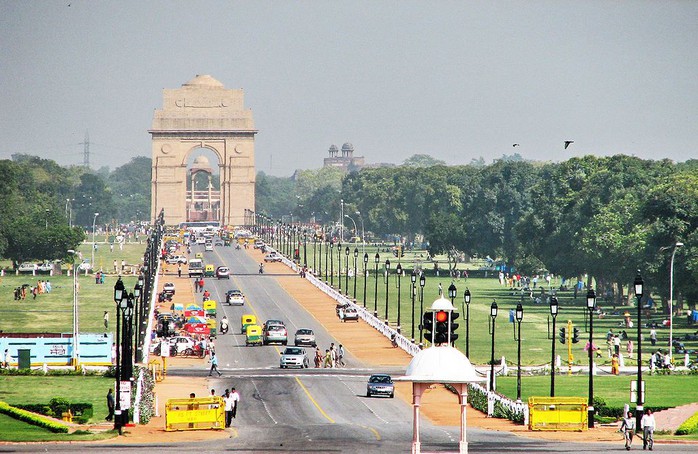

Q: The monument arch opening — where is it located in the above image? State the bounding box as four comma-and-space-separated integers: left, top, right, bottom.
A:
149, 75, 256, 226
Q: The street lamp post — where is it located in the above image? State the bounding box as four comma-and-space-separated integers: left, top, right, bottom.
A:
384, 259, 391, 323
550, 296, 559, 397
396, 264, 403, 333
634, 271, 644, 431
345, 246, 350, 296
67, 250, 80, 369
330, 241, 334, 287
113, 278, 125, 434
586, 288, 596, 428
464, 289, 471, 357
91, 212, 99, 271
489, 300, 499, 391
355, 211, 365, 255
313, 235, 317, 272
362, 253, 368, 308
515, 303, 524, 402
419, 274, 425, 344
667, 242, 684, 361
338, 242, 342, 292
303, 230, 308, 266
374, 253, 380, 317
448, 282, 457, 346
411, 271, 417, 342
353, 248, 358, 299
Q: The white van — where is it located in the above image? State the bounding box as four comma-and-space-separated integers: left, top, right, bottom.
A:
188, 259, 204, 277
205, 241, 213, 252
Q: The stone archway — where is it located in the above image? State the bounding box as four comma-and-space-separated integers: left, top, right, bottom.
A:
149, 75, 256, 226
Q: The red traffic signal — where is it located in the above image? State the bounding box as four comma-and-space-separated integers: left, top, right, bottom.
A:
435, 311, 448, 323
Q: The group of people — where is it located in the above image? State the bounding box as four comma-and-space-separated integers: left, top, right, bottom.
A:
218, 387, 240, 427
620, 409, 656, 450
13, 279, 52, 300
193, 277, 206, 293
314, 343, 344, 368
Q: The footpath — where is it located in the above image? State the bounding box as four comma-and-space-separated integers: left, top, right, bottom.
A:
91, 250, 696, 447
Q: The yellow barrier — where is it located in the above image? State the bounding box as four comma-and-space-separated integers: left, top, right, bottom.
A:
528, 397, 587, 431
148, 359, 165, 382
165, 397, 225, 431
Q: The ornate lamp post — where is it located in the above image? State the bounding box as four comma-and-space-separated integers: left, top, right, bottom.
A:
338, 242, 342, 292
634, 271, 644, 431
448, 282, 457, 305
586, 288, 596, 428
353, 248, 359, 299
464, 288, 471, 357
362, 253, 368, 308
384, 259, 391, 322
91, 212, 99, 270
113, 278, 125, 434
313, 234, 317, 272
303, 230, 308, 266
489, 300, 499, 391
373, 253, 380, 317
345, 246, 350, 296
396, 263, 403, 333
419, 274, 426, 344
329, 241, 334, 287
411, 271, 417, 342
550, 296, 559, 397
133, 282, 141, 359
515, 303, 524, 402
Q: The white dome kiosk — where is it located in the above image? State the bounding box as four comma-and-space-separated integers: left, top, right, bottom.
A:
396, 297, 485, 454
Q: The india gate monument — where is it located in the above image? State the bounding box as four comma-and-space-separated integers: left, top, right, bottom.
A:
149, 75, 256, 226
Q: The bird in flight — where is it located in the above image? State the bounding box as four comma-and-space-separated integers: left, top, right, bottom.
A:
564, 141, 574, 149
512, 144, 520, 147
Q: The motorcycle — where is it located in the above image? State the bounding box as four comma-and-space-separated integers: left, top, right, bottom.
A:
390, 333, 398, 348
235, 244, 241, 250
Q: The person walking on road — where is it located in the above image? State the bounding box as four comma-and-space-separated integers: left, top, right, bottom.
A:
230, 387, 240, 419
106, 388, 115, 421
208, 352, 222, 376
620, 410, 636, 450
223, 389, 233, 427
641, 409, 656, 450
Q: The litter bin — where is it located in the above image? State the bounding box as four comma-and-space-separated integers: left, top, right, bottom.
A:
17, 349, 31, 369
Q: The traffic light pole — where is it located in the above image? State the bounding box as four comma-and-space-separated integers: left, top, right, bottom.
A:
567, 320, 573, 376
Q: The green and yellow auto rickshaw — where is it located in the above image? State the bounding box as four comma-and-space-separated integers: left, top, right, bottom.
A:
245, 325, 263, 346
204, 299, 217, 318
241, 314, 257, 334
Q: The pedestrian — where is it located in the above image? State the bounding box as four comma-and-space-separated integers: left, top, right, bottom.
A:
110, 243, 114, 253
627, 339, 634, 359
614, 335, 621, 356
314, 347, 322, 368
178, 263, 182, 278
649, 328, 657, 346
611, 354, 620, 375
210, 388, 216, 397
106, 388, 115, 421
199, 277, 204, 292
194, 278, 199, 292
223, 389, 233, 427
208, 352, 222, 376
620, 410, 636, 450
641, 409, 655, 450
323, 349, 332, 368
113, 260, 118, 273
103, 311, 109, 329
337, 344, 345, 367
3, 349, 10, 368
121, 259, 126, 273
438, 282, 443, 295
230, 387, 240, 419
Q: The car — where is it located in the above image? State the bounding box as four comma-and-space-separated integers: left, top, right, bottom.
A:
366, 374, 394, 398
196, 236, 206, 244
253, 240, 265, 249
215, 240, 224, 246
225, 289, 245, 306
205, 242, 214, 252
168, 335, 197, 355
18, 262, 37, 273
264, 253, 282, 263
263, 324, 288, 345
294, 329, 316, 347
280, 346, 309, 368
163, 282, 176, 295
36, 262, 54, 272
77, 260, 92, 271
342, 307, 360, 322
165, 255, 187, 264
263, 319, 285, 330
216, 266, 230, 279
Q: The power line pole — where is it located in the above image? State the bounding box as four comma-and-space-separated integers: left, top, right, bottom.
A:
81, 130, 90, 169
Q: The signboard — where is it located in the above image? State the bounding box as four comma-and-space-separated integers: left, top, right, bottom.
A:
185, 310, 205, 318
630, 380, 645, 403
120, 380, 131, 409
160, 341, 170, 357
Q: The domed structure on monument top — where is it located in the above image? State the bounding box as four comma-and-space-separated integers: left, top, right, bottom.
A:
183, 74, 225, 88
191, 155, 212, 172
341, 142, 354, 154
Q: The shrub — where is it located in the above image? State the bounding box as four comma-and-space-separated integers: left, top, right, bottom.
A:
675, 412, 698, 435
0, 401, 68, 433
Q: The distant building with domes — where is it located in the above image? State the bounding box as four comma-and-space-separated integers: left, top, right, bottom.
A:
323, 142, 365, 172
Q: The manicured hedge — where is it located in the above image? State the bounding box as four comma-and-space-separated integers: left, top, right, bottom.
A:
14, 400, 93, 425
675, 412, 698, 435
0, 402, 69, 433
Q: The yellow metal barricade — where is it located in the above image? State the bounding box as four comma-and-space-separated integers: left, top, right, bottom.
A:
165, 396, 225, 431
528, 397, 587, 431
148, 358, 165, 382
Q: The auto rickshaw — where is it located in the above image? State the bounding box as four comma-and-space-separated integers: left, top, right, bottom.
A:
195, 252, 204, 259
241, 314, 257, 334
204, 264, 215, 277
204, 299, 217, 318
245, 324, 263, 346
207, 318, 217, 337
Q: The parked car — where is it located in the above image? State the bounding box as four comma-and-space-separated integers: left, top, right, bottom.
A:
280, 347, 309, 369
168, 336, 197, 356
77, 260, 92, 271
253, 240, 265, 249
264, 253, 282, 262
163, 282, 176, 295
165, 255, 187, 264
36, 262, 54, 272
366, 374, 394, 398
18, 262, 37, 273
216, 266, 230, 279
263, 324, 288, 345
294, 329, 316, 347
342, 307, 360, 322
225, 289, 245, 306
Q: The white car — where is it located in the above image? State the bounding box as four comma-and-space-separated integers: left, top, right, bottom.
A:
163, 282, 176, 295
165, 255, 187, 264
18, 262, 37, 273
225, 289, 245, 306
36, 262, 54, 272
264, 253, 282, 263
280, 347, 309, 369
77, 260, 92, 271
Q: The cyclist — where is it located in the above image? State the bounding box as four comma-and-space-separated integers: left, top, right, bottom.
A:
620, 410, 636, 450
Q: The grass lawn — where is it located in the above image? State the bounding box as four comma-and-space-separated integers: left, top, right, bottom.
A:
495, 375, 698, 409
0, 375, 114, 422
0, 413, 115, 442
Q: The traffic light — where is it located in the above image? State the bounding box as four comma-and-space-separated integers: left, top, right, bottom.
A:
422, 312, 434, 344
572, 327, 580, 343
449, 311, 460, 344
434, 310, 449, 344
558, 327, 566, 344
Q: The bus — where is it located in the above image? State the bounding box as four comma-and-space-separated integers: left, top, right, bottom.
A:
179, 221, 221, 235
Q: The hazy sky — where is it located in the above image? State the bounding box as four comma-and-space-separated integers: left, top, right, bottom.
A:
1, 1, 696, 176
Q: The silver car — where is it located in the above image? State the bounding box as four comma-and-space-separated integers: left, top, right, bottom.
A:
366, 374, 394, 398
294, 329, 317, 347
280, 347, 309, 369
263, 324, 288, 345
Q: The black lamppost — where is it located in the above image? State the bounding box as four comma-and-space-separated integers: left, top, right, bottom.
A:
113, 278, 125, 434
338, 242, 342, 292
396, 264, 403, 333
411, 271, 417, 342
489, 300, 498, 391
303, 230, 308, 266
515, 303, 524, 402
586, 288, 596, 428
313, 235, 317, 272
448, 282, 457, 305
344, 246, 350, 296
464, 288, 471, 357
634, 271, 644, 431
362, 253, 368, 308
550, 296, 559, 397
373, 253, 380, 317
384, 259, 391, 322
329, 241, 334, 287
133, 282, 141, 360
353, 248, 358, 299
419, 274, 426, 344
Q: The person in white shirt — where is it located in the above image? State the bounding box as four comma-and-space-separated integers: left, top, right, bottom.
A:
223, 389, 234, 427
641, 409, 656, 450
230, 387, 240, 419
